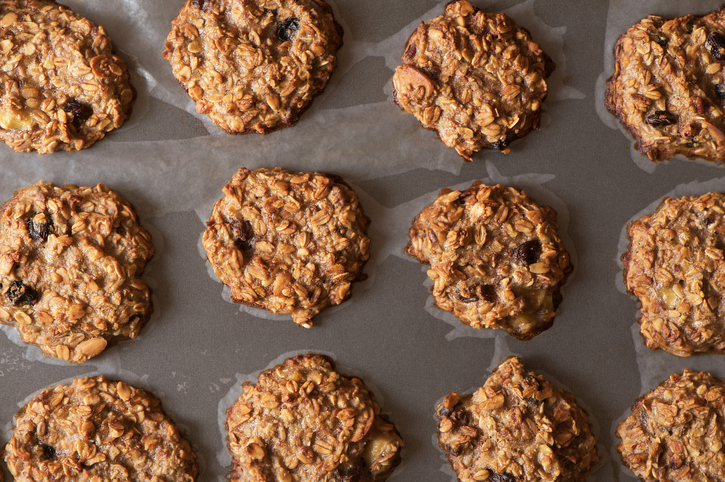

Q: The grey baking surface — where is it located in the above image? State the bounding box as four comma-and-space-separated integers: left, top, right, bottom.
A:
2, 0, 725, 480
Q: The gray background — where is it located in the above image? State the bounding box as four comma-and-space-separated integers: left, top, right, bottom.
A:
1, 0, 722, 480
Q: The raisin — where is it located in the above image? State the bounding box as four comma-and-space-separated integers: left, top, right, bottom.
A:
645, 110, 676, 127
26, 214, 52, 242
707, 32, 725, 61
421, 66, 439, 84
62, 100, 93, 129
232, 220, 255, 252
526, 397, 543, 409
7, 280, 38, 306
716, 84, 725, 100
264, 8, 277, 15
491, 139, 508, 151
512, 240, 541, 266
490, 473, 517, 482
191, 0, 205, 9
334, 465, 361, 481
116, 225, 127, 236
276, 17, 300, 42
457, 284, 495, 303
653, 35, 667, 48
41, 444, 56, 459
705, 214, 717, 226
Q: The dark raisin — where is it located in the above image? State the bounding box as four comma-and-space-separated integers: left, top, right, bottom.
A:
512, 240, 541, 266
491, 139, 508, 151
41, 444, 56, 459
421, 66, 439, 84
653, 35, 667, 48
191, 0, 205, 9
62, 100, 93, 130
446, 445, 461, 456
7, 280, 38, 306
263, 8, 276, 15
116, 225, 127, 236
232, 220, 255, 252
334, 465, 361, 481
645, 110, 676, 127
716, 84, 725, 100
526, 397, 543, 409
26, 214, 52, 242
452, 409, 471, 426
707, 32, 725, 61
457, 292, 478, 303
276, 17, 300, 42
490, 472, 517, 482
705, 214, 717, 226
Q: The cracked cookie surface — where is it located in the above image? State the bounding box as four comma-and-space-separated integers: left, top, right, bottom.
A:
203, 167, 370, 327
4, 375, 197, 482
0, 181, 154, 363
392, 0, 554, 161
0, 0, 133, 153
226, 353, 403, 482
163, 0, 342, 135
623, 193, 725, 356
605, 7, 725, 163
617, 369, 725, 482
436, 357, 598, 482
406, 182, 571, 340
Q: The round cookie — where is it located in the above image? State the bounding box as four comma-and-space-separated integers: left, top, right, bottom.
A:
4, 375, 198, 481
605, 7, 725, 163
203, 167, 370, 327
436, 357, 598, 482
392, 0, 555, 161
163, 0, 343, 135
226, 353, 403, 482
406, 182, 571, 340
0, 181, 154, 363
0, 0, 134, 153
622, 193, 725, 357
617, 369, 725, 481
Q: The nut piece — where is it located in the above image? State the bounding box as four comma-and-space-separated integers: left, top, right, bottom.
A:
163, 0, 343, 135
225, 354, 403, 482
406, 182, 571, 340
617, 369, 725, 481
605, 6, 725, 163
392, 0, 555, 161
0, 181, 155, 363
436, 357, 598, 482
203, 167, 370, 327
3, 375, 198, 481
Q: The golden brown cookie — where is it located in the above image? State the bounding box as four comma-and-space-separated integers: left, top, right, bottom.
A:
163, 0, 342, 135
392, 0, 554, 161
406, 182, 571, 340
0, 0, 134, 153
203, 167, 370, 327
226, 354, 403, 482
436, 357, 598, 482
617, 369, 725, 481
606, 7, 725, 163
4, 375, 198, 481
622, 193, 725, 356
0, 181, 154, 363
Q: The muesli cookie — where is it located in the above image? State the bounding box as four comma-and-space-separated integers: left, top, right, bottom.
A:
0, 0, 134, 153
226, 353, 403, 482
436, 357, 598, 482
203, 167, 370, 327
605, 7, 725, 163
4, 375, 198, 481
0, 181, 154, 363
622, 193, 725, 357
392, 0, 555, 161
163, 0, 342, 135
406, 182, 571, 340
617, 369, 725, 481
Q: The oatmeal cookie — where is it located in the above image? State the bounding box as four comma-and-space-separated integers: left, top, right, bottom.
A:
436, 357, 598, 482
622, 193, 725, 356
0, 181, 154, 363
617, 369, 725, 481
226, 354, 403, 482
605, 7, 725, 163
0, 0, 133, 154
203, 167, 369, 327
4, 375, 197, 481
406, 182, 571, 340
163, 0, 342, 135
392, 0, 554, 161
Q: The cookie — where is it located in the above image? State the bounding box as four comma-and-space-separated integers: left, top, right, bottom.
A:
0, 181, 154, 363
406, 182, 571, 340
203, 167, 370, 327
392, 0, 554, 161
436, 357, 598, 482
226, 353, 403, 482
163, 0, 342, 135
617, 369, 725, 481
605, 7, 725, 163
0, 0, 134, 153
4, 375, 197, 481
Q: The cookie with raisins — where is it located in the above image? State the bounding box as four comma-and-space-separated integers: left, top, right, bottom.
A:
0, 181, 154, 363
163, 0, 342, 135
406, 182, 571, 339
